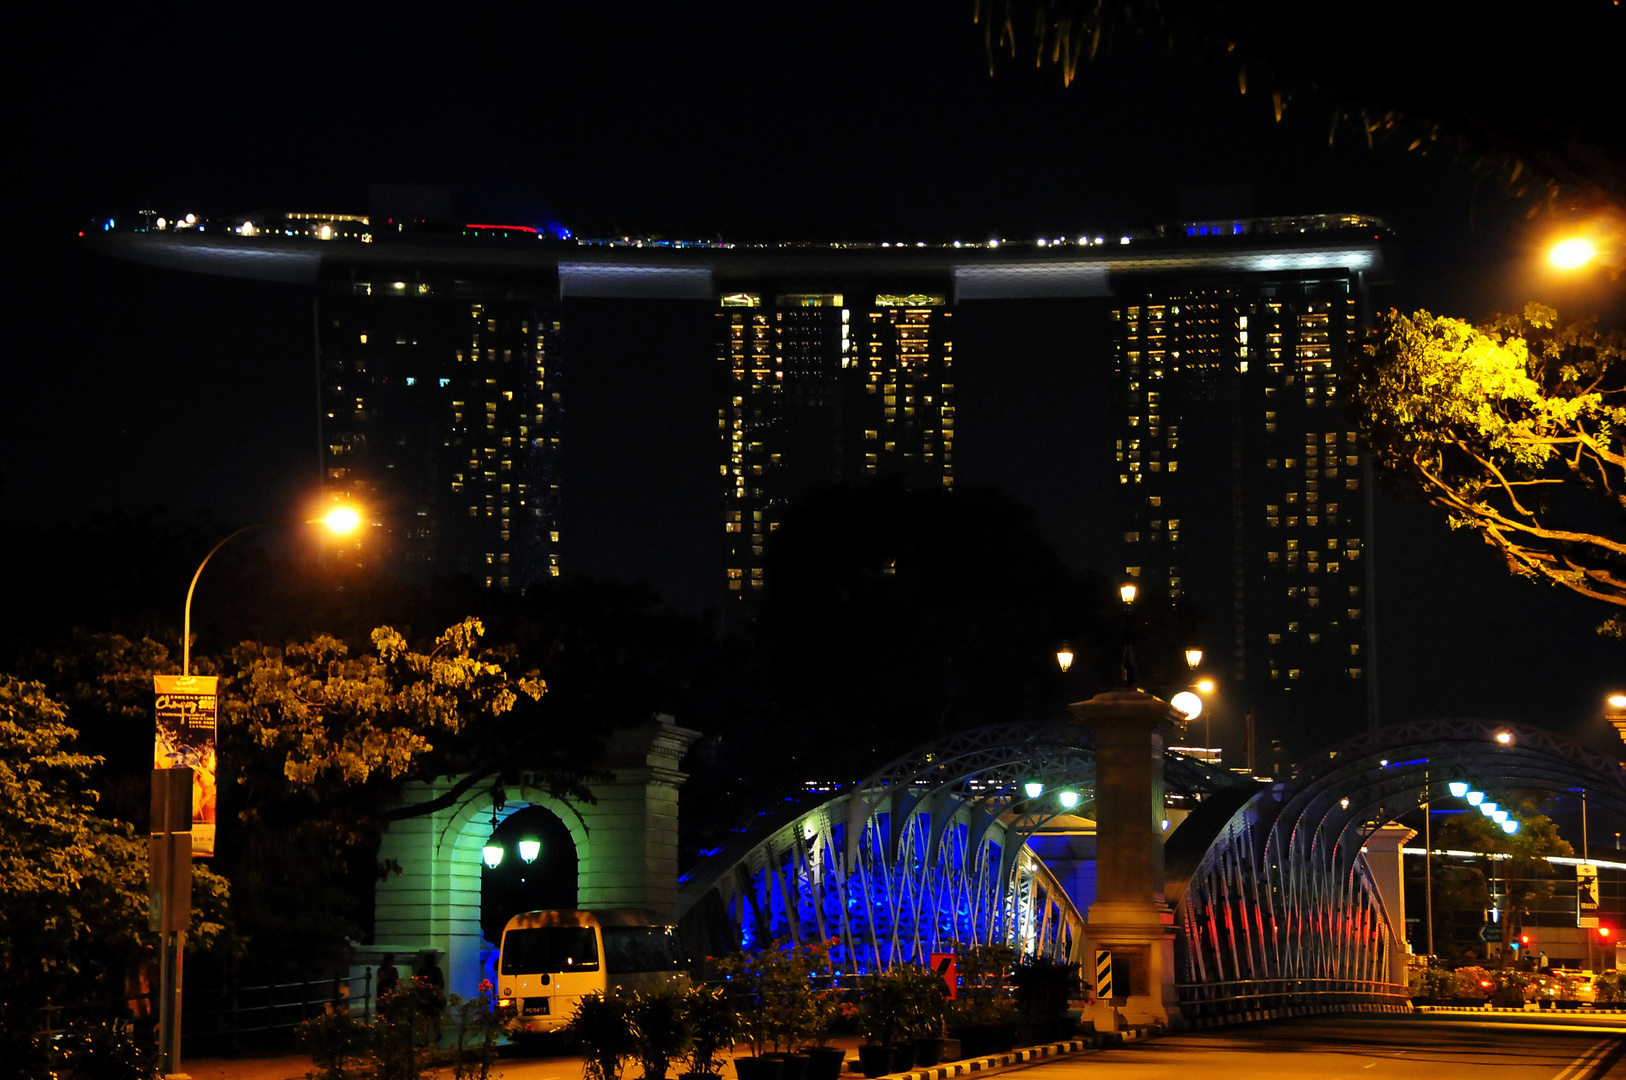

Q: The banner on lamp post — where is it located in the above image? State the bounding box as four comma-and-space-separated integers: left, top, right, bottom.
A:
153, 675, 218, 857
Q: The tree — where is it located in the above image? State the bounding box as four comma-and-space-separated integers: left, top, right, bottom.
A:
1348, 304, 1626, 632
0, 676, 227, 1010
1432, 799, 1572, 967
977, 1, 1626, 216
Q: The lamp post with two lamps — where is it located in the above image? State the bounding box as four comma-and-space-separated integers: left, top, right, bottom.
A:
152, 503, 364, 1078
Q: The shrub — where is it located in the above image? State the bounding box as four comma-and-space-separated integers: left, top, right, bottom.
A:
630, 985, 691, 1080
449, 986, 506, 1080
683, 984, 738, 1077
298, 1005, 368, 1080
48, 1019, 156, 1080
570, 991, 636, 1080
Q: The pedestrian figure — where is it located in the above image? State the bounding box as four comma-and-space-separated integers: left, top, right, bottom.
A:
418, 951, 446, 1040
377, 952, 400, 996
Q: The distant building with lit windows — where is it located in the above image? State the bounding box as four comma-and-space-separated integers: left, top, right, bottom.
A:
1110, 216, 1384, 764
318, 263, 564, 588
717, 290, 954, 596
95, 209, 1390, 618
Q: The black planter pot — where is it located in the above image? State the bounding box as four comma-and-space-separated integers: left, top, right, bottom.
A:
771, 1053, 809, 1080
736, 1058, 784, 1080
889, 1043, 917, 1073
801, 1046, 846, 1080
913, 1038, 946, 1067
857, 1044, 894, 1079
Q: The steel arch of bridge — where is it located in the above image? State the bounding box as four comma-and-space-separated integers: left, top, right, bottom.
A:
674, 721, 1240, 973
1166, 718, 1626, 1024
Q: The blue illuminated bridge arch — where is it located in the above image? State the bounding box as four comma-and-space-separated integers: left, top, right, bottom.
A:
672, 720, 1240, 971
676, 717, 1626, 1024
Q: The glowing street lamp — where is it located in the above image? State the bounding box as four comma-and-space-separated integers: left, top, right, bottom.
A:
1170, 691, 1203, 720
1024, 781, 1045, 799
1055, 643, 1075, 673
1549, 237, 1598, 270
1495, 731, 1514, 746
181, 503, 365, 675
1481, 802, 1499, 818
1058, 790, 1081, 809
1119, 583, 1138, 606
518, 839, 541, 864
1448, 781, 1470, 799
1467, 790, 1485, 806
1184, 647, 1203, 670
482, 842, 505, 869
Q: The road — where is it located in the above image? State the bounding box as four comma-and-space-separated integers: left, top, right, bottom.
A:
1029, 1016, 1626, 1080
181, 1014, 1626, 1080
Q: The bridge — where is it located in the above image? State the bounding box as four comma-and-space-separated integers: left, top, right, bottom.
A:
671, 693, 1626, 1030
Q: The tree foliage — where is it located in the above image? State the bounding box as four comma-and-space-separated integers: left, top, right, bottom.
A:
976, 1, 1626, 215
228, 618, 545, 790
1350, 305, 1626, 629
0, 676, 228, 1009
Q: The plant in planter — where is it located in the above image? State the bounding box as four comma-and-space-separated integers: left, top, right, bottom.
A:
897, 965, 948, 1064
569, 990, 637, 1080
1010, 957, 1079, 1044
946, 946, 1018, 1059
632, 985, 693, 1080
798, 940, 848, 1080
715, 942, 815, 1080
683, 984, 739, 1080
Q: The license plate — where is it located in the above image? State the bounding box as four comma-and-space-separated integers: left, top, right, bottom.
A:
522, 998, 550, 1016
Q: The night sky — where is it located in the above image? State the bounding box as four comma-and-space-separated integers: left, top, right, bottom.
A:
4, 5, 1620, 757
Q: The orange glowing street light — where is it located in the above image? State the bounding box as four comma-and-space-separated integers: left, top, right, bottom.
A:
1549, 237, 1599, 271
181, 503, 365, 675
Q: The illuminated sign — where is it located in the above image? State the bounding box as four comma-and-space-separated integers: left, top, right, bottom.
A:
153, 675, 218, 857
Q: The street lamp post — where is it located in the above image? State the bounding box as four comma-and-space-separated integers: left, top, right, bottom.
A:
154, 505, 361, 1077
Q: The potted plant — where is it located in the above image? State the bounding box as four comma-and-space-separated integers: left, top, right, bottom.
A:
798, 940, 847, 1080
946, 946, 1017, 1060
715, 945, 810, 1080
632, 985, 693, 1080
897, 965, 948, 1066
1011, 957, 1079, 1045
857, 969, 906, 1078
682, 984, 738, 1080
568, 991, 637, 1080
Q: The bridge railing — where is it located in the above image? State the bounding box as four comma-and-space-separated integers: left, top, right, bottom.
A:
1177, 977, 1411, 1021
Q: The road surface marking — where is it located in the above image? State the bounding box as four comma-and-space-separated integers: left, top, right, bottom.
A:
1550, 1037, 1614, 1080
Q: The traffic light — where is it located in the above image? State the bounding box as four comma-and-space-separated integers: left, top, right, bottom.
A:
1520, 934, 1531, 946
1600, 926, 1613, 939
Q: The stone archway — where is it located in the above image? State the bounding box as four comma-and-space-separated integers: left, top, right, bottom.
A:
365, 716, 698, 1000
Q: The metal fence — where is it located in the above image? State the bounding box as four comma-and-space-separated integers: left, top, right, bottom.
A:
1176, 976, 1412, 1021
23, 969, 375, 1053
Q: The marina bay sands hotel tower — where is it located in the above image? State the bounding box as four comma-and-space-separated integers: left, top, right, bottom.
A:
96, 209, 1391, 746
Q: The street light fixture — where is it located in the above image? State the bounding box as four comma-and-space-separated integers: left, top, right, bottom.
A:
1058, 790, 1081, 809
1055, 643, 1074, 673
1467, 790, 1486, 806
180, 504, 365, 675
1449, 782, 1470, 798
1550, 237, 1599, 270
518, 839, 541, 863
1170, 691, 1203, 720
1184, 647, 1203, 670
1495, 731, 1514, 746
1023, 781, 1045, 799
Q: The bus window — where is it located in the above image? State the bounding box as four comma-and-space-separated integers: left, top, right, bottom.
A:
500, 927, 600, 974
602, 926, 686, 974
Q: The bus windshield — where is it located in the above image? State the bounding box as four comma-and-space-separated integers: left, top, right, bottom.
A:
601, 926, 686, 974
501, 927, 600, 974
